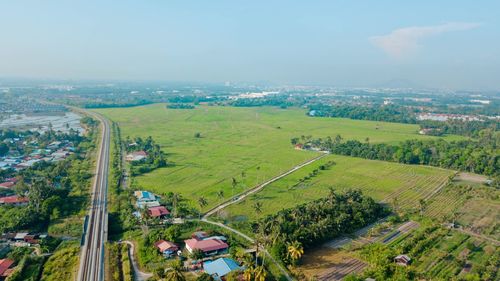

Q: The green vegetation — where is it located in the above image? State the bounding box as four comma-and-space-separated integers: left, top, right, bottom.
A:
106, 242, 133, 281
40, 241, 80, 281
424, 184, 500, 240
255, 190, 387, 267
108, 122, 137, 237
7, 255, 45, 281
223, 155, 453, 222
296, 129, 499, 176
166, 103, 195, 109
355, 225, 500, 281
308, 104, 418, 123
95, 104, 461, 210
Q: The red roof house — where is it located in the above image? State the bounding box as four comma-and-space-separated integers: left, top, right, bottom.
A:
0, 195, 29, 206
0, 182, 14, 189
394, 255, 411, 266
154, 240, 179, 255
0, 259, 14, 277
148, 206, 170, 218
184, 238, 228, 255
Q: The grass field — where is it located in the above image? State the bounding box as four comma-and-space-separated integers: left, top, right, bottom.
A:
96, 104, 461, 210
222, 154, 454, 221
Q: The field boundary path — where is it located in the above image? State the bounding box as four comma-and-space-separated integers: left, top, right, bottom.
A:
199, 152, 330, 281
120, 241, 154, 281
203, 152, 329, 219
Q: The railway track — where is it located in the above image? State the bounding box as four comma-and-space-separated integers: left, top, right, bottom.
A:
77, 111, 110, 281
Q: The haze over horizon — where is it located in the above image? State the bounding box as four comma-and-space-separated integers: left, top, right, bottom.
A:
1, 1, 499, 90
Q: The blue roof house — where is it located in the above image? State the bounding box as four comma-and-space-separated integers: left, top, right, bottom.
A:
203, 258, 241, 280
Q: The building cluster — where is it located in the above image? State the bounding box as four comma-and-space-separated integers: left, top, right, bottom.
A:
152, 230, 241, 280
0, 233, 50, 280
0, 139, 75, 171
417, 113, 482, 122
0, 100, 66, 114
132, 191, 170, 218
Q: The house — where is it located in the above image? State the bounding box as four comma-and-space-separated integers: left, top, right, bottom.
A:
136, 200, 161, 209
0, 182, 14, 189
184, 237, 229, 256
134, 191, 160, 209
14, 233, 28, 241
294, 143, 303, 150
394, 254, 411, 266
47, 141, 62, 150
0, 196, 29, 206
126, 151, 147, 162
134, 191, 157, 202
154, 240, 179, 257
148, 206, 170, 218
23, 234, 39, 244
203, 257, 241, 280
0, 259, 14, 279
192, 231, 209, 240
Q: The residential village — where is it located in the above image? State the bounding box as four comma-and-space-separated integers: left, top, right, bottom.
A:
1, 135, 76, 207
130, 189, 246, 280
0, 116, 97, 281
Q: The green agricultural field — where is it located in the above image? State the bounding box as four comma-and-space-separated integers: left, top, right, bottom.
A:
425, 184, 500, 240
95, 104, 460, 210
222, 154, 454, 221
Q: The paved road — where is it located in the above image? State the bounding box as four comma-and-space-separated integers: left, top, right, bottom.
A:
203, 152, 329, 219
77, 111, 110, 281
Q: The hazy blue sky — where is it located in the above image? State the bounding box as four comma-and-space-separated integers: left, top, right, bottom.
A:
1, 1, 499, 89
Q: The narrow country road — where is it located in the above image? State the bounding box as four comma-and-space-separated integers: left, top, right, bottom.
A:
203, 152, 328, 219
121, 241, 154, 281
200, 152, 329, 281
76, 110, 110, 281
201, 219, 293, 281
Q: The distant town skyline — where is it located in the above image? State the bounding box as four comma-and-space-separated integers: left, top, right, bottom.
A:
1, 1, 499, 90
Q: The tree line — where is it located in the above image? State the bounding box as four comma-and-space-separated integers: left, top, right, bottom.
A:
307, 104, 498, 137
292, 129, 499, 177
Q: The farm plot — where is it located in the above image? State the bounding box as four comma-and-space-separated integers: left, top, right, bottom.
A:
424, 184, 500, 240
387, 225, 499, 280
316, 259, 367, 281
222, 155, 454, 221
96, 104, 461, 210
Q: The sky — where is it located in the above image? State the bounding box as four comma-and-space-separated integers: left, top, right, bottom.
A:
1, 1, 499, 90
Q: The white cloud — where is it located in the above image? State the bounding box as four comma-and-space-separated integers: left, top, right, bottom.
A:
370, 22, 481, 59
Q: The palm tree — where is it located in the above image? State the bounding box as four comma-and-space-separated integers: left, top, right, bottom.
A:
231, 177, 237, 198
198, 196, 208, 218
164, 268, 185, 281
287, 240, 304, 263
254, 266, 267, 281
165, 260, 185, 281
418, 198, 427, 216
252, 201, 263, 214
216, 190, 224, 200
243, 266, 254, 281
